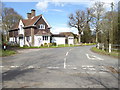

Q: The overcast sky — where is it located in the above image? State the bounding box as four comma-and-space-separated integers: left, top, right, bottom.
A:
3, 0, 118, 34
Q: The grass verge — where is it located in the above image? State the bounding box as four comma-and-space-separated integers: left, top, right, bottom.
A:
91, 47, 120, 58
19, 43, 96, 49
0, 50, 16, 57
19, 44, 81, 49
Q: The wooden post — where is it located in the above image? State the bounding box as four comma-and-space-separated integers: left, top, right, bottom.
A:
102, 44, 104, 51
97, 43, 99, 49
31, 28, 34, 46
109, 44, 112, 53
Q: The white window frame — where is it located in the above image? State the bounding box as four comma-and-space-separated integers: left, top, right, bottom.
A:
43, 36, 48, 41
39, 24, 45, 29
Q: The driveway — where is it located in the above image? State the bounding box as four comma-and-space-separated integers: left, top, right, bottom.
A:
1, 46, 119, 88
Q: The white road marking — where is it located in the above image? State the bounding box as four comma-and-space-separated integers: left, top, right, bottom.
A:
82, 65, 94, 68
64, 58, 66, 69
69, 49, 72, 51
73, 67, 77, 70
47, 67, 59, 69
11, 66, 19, 68
28, 65, 34, 69
86, 54, 104, 60
66, 52, 69, 56
0, 66, 4, 68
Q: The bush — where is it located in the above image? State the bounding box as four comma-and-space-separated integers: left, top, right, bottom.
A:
44, 43, 48, 47
48, 43, 52, 46
23, 45, 29, 47
41, 44, 43, 47
52, 43, 56, 46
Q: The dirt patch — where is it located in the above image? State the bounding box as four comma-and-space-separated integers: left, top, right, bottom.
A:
105, 66, 120, 74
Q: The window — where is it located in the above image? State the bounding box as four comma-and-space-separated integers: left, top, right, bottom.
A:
39, 24, 45, 29
43, 36, 48, 41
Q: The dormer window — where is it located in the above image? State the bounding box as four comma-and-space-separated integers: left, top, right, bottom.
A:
39, 24, 45, 29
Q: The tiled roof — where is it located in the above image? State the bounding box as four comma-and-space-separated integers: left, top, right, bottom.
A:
59, 32, 74, 37
22, 15, 42, 26
52, 34, 65, 37
10, 14, 42, 30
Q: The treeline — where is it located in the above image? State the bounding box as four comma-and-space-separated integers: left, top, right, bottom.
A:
68, 1, 119, 46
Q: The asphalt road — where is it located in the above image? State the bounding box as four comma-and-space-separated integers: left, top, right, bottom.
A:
1, 46, 119, 88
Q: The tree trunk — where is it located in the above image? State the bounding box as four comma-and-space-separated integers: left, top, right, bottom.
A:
78, 33, 81, 44
96, 32, 98, 43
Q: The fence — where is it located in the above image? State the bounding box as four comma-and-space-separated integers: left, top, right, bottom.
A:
96, 43, 120, 53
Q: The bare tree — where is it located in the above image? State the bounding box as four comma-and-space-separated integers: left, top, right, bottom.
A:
2, 6, 22, 42
91, 2, 105, 43
68, 10, 86, 43
68, 8, 94, 43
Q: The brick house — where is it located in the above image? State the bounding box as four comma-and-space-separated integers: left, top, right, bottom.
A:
9, 9, 76, 47
9, 9, 53, 47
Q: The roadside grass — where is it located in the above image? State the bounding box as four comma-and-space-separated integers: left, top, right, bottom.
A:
91, 47, 120, 58
81, 43, 96, 46
0, 49, 16, 57
19, 43, 96, 49
19, 44, 84, 49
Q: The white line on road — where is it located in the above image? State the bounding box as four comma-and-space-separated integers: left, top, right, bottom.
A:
28, 65, 34, 69
66, 52, 69, 56
86, 54, 104, 60
69, 49, 72, 51
10, 66, 19, 68
0, 66, 4, 68
47, 67, 59, 69
64, 58, 66, 69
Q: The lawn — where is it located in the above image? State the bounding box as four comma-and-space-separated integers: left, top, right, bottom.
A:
0, 50, 16, 57
91, 47, 119, 58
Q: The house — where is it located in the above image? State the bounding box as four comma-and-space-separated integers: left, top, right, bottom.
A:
59, 32, 76, 45
52, 34, 65, 45
9, 9, 54, 47
8, 9, 76, 47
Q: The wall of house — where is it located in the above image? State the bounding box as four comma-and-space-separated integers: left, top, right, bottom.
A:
9, 37, 15, 42
24, 36, 32, 46
34, 35, 42, 46
41, 36, 50, 45
18, 20, 25, 47
9, 37, 19, 44
52, 37, 65, 45
68, 36, 74, 45
34, 35, 50, 46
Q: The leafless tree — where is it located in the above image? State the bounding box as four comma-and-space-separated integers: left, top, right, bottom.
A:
2, 5, 22, 42
68, 8, 93, 43
91, 2, 105, 43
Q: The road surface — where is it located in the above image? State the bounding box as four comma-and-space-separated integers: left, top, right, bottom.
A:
1, 46, 119, 88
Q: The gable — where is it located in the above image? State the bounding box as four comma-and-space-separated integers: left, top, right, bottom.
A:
34, 15, 51, 28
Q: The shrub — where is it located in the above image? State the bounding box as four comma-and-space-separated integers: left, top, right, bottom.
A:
23, 45, 28, 47
52, 43, 56, 46
44, 43, 48, 47
41, 44, 43, 47
48, 43, 52, 46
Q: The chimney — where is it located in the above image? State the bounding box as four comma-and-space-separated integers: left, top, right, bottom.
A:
27, 13, 31, 19
31, 9, 35, 17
